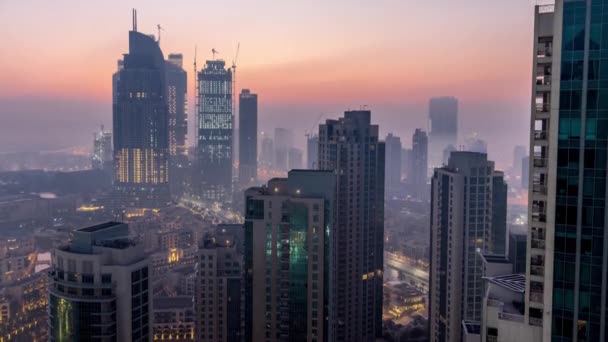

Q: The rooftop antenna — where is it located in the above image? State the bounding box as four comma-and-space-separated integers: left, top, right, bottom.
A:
157, 24, 164, 43
132, 9, 137, 32
212, 48, 219, 60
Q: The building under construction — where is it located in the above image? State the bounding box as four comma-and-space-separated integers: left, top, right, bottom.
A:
195, 59, 233, 202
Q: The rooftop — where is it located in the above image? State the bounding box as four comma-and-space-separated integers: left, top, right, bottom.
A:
153, 296, 194, 310
79, 221, 123, 233
482, 254, 511, 264
485, 274, 526, 293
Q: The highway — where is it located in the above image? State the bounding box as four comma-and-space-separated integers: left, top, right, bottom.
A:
384, 251, 429, 293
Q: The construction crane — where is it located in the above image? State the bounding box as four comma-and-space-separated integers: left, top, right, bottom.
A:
156, 24, 164, 43
231, 43, 240, 129
194, 45, 199, 146
212, 48, 219, 60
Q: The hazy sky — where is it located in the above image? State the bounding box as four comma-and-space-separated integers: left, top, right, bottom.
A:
0, 1, 540, 169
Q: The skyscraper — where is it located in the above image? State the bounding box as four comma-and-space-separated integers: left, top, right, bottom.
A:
306, 134, 319, 169
318, 110, 385, 341
429, 151, 505, 342
524, 2, 608, 340
428, 96, 458, 169
385, 133, 402, 196
113, 13, 170, 208
244, 170, 335, 341
92, 125, 112, 171
522, 155, 530, 189
166, 53, 188, 197
48, 222, 151, 341
238, 89, 258, 187
196, 60, 233, 202
411, 128, 428, 200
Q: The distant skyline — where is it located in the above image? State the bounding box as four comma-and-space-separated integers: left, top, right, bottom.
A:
0, 1, 540, 168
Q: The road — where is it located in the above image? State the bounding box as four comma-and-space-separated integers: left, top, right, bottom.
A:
384, 251, 429, 293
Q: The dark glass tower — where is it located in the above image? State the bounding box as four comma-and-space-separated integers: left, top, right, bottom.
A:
244, 170, 335, 341
525, 1, 608, 340
113, 17, 170, 208
196, 60, 233, 202
411, 128, 429, 200
318, 110, 385, 341
238, 89, 257, 187
165, 53, 188, 197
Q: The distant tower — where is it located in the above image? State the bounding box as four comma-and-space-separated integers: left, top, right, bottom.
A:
273, 128, 293, 171
411, 129, 428, 200
385, 133, 403, 196
238, 89, 258, 187
166, 53, 188, 197
306, 134, 319, 169
113, 11, 170, 208
428, 97, 458, 170
92, 125, 112, 171
196, 60, 233, 202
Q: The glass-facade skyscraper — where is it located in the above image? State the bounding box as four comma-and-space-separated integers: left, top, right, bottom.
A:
196, 60, 233, 202
113, 20, 170, 208
525, 1, 608, 340
244, 170, 335, 341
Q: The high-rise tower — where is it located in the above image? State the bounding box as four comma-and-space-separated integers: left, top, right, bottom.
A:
318, 110, 385, 341
165, 53, 188, 197
238, 89, 258, 187
196, 60, 233, 202
429, 152, 506, 342
244, 170, 335, 342
113, 12, 170, 208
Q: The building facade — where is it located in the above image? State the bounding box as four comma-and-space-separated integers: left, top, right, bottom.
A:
195, 238, 241, 342
113, 19, 170, 208
196, 60, 233, 202
244, 170, 335, 342
238, 89, 258, 187
429, 152, 505, 342
48, 222, 151, 341
318, 110, 385, 341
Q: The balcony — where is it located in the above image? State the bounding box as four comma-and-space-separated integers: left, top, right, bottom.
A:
530, 265, 545, 276
535, 103, 550, 114
533, 158, 547, 168
531, 239, 545, 249
531, 212, 547, 223
530, 317, 543, 327
533, 183, 547, 195
498, 312, 525, 323
530, 291, 544, 304
534, 131, 548, 141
